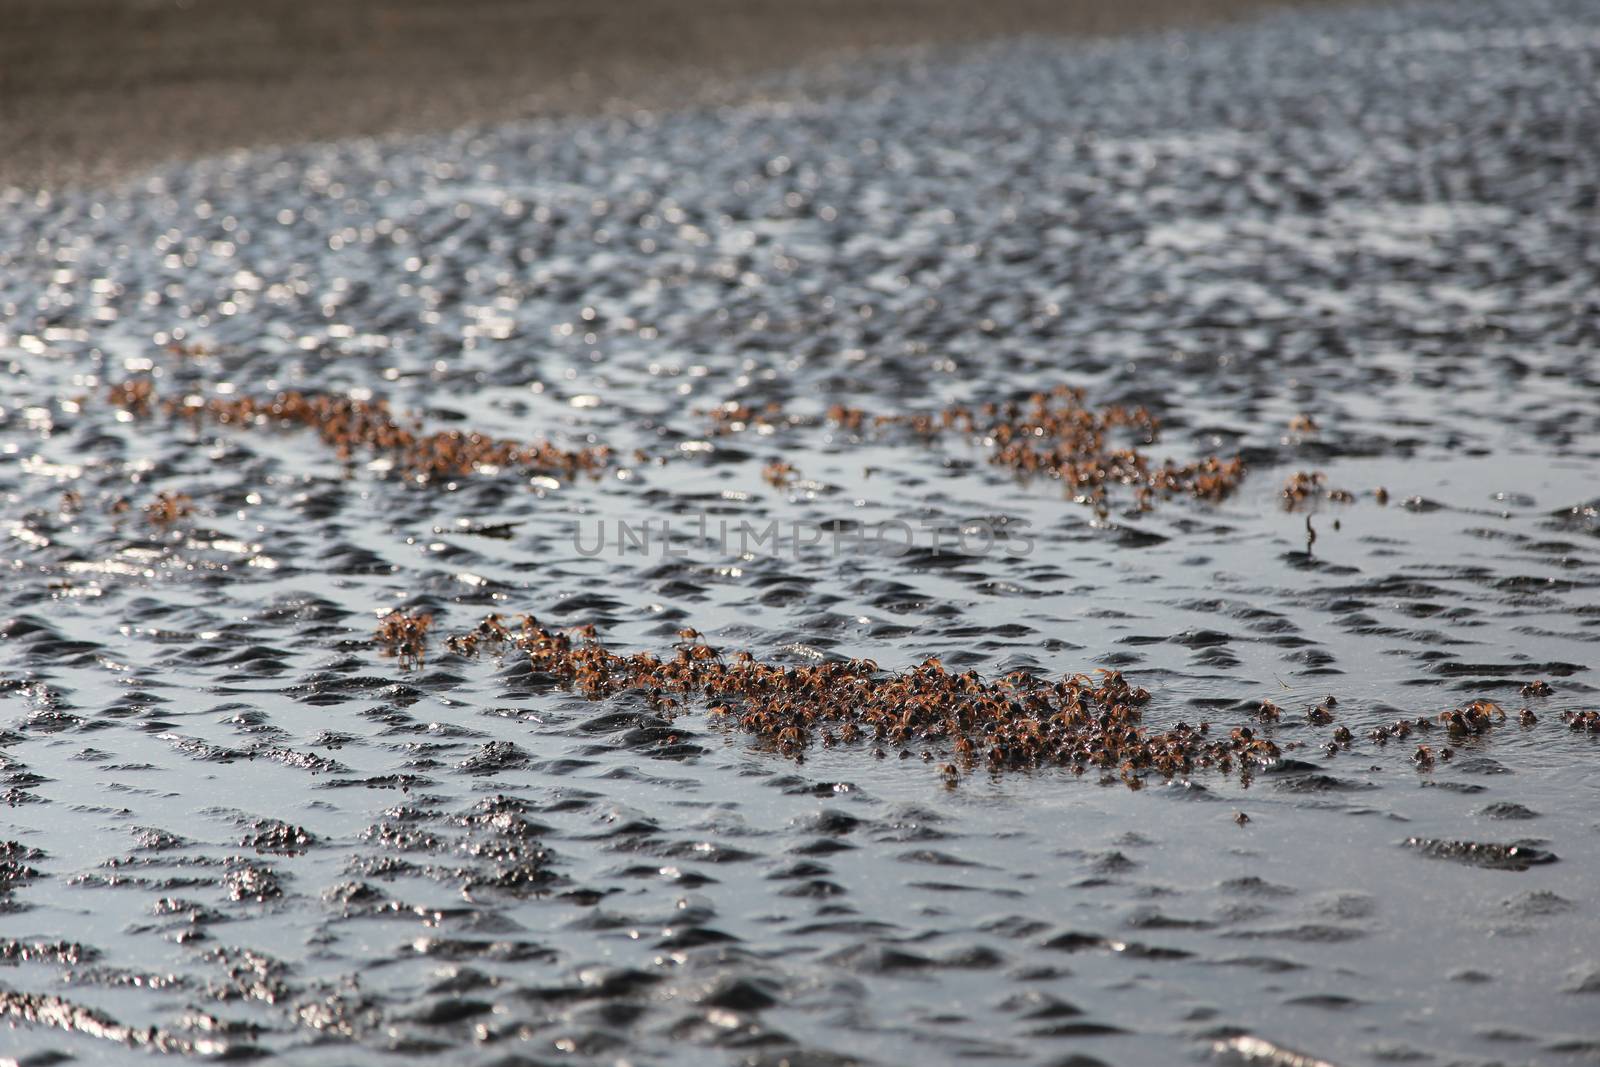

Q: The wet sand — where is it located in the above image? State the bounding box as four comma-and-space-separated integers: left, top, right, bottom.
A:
4, 0, 1600, 1063
1, 0, 1370, 189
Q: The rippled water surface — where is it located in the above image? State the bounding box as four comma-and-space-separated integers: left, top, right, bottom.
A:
3, 2, 1600, 1064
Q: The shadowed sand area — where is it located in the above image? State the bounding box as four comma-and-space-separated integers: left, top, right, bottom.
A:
2, 0, 1367, 187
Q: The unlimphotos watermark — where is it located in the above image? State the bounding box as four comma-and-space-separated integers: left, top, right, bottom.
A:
573, 515, 1036, 559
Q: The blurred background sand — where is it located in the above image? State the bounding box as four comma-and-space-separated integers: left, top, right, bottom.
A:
1, 0, 1361, 188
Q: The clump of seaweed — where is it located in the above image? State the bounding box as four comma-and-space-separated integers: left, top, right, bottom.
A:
165, 340, 218, 359
446, 614, 1286, 785
706, 401, 797, 436
826, 403, 869, 433
1562, 710, 1600, 732
711, 386, 1245, 510
1368, 716, 1435, 745
1438, 698, 1506, 736
143, 491, 193, 527
1281, 470, 1354, 508
936, 391, 1241, 508
1413, 743, 1451, 767
108, 378, 156, 416
375, 610, 432, 669
108, 380, 610, 483
762, 460, 798, 487
0, 987, 211, 1052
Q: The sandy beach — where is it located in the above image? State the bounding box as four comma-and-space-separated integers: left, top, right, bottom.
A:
2, 0, 1365, 188
6, 0, 1600, 1063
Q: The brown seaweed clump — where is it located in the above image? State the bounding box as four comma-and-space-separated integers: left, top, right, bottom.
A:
1367, 716, 1435, 745
1438, 698, 1506, 736
375, 610, 432, 668
927, 389, 1242, 507
108, 379, 610, 483
705, 401, 797, 436
108, 378, 157, 416
1562, 710, 1600, 732
1364, 698, 1521, 746
446, 615, 1286, 784
143, 491, 193, 527
762, 460, 797, 487
1281, 470, 1354, 508
712, 386, 1245, 509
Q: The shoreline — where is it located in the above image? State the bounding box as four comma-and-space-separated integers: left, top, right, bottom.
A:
2, 0, 1369, 191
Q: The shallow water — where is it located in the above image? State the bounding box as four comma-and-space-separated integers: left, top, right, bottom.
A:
3, 1, 1600, 1064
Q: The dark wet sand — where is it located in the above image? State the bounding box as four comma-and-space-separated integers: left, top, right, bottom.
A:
1, 0, 1369, 188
